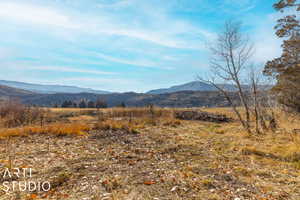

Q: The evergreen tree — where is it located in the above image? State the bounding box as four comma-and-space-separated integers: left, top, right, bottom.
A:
73, 102, 78, 108
264, 0, 300, 111
61, 100, 72, 108
87, 101, 95, 108
117, 102, 126, 108
79, 99, 87, 108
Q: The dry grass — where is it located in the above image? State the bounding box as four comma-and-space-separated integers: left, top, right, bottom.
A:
94, 119, 141, 134
103, 107, 174, 118
49, 108, 98, 112
14, 105, 300, 165
0, 123, 91, 138
51, 107, 175, 119
0, 104, 300, 199
0, 104, 181, 138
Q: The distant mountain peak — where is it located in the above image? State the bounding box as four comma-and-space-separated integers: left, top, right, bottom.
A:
147, 81, 242, 94
147, 81, 214, 94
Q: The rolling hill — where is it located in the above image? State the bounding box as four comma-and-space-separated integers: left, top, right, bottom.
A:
147, 81, 239, 94
0, 85, 35, 97
20, 91, 239, 108
0, 81, 242, 108
0, 80, 111, 94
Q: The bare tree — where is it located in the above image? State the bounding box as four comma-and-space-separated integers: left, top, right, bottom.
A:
249, 67, 272, 134
198, 21, 254, 133
249, 68, 260, 134
248, 66, 282, 134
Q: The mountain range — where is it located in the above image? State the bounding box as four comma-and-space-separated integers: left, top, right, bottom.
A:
0, 80, 249, 107
0, 84, 237, 108
0, 80, 243, 95
0, 80, 111, 94
19, 91, 238, 108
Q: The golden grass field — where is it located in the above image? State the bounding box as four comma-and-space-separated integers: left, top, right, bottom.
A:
0, 106, 299, 199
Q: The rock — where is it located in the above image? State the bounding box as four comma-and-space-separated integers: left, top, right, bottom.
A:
171, 186, 178, 192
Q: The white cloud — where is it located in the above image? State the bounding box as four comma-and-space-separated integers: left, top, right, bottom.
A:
251, 13, 282, 63
95, 0, 136, 10
223, 0, 255, 8
1, 62, 115, 75
220, 0, 257, 14
0, 2, 80, 29
0, 1, 211, 49
0, 47, 16, 59
0, 0, 283, 92
64, 77, 137, 85
98, 29, 194, 49
92, 52, 173, 69
253, 36, 282, 63
29, 65, 116, 75
62, 77, 141, 92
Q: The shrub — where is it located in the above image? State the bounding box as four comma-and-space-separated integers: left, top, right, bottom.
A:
0, 100, 48, 128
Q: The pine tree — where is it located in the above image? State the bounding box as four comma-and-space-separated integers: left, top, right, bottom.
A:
61, 100, 72, 108
73, 102, 77, 108
87, 101, 95, 108
117, 102, 126, 108
79, 99, 87, 108
264, 0, 300, 111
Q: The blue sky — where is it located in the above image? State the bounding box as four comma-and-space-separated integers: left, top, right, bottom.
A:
0, 0, 282, 92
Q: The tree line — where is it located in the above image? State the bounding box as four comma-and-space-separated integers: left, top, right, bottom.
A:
59, 99, 127, 108
60, 99, 108, 108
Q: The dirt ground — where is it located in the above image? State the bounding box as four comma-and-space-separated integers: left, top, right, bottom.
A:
0, 116, 300, 200
0, 113, 299, 200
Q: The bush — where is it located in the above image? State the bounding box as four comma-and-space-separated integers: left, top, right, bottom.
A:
0, 100, 48, 128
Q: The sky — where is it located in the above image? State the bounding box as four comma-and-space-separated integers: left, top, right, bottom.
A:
0, 0, 283, 92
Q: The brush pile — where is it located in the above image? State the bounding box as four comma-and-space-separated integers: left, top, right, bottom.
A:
175, 110, 232, 123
